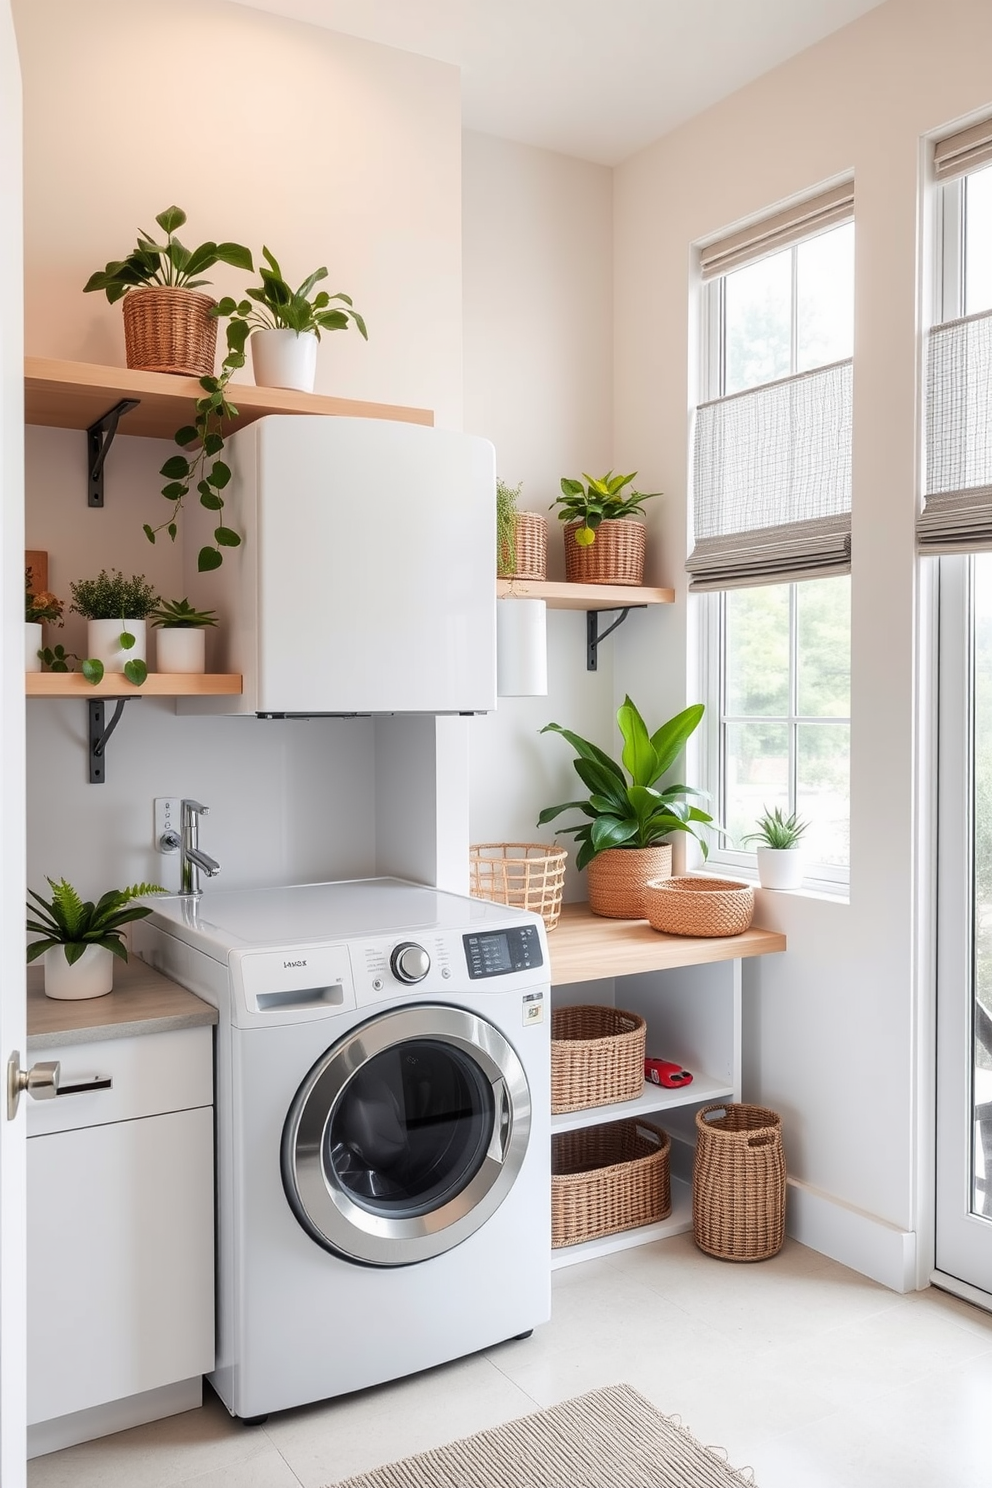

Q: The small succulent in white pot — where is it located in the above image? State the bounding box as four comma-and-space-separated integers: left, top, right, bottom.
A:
741, 806, 809, 890
149, 596, 218, 674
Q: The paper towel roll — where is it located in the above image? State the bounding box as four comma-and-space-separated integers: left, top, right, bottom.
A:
496, 598, 548, 696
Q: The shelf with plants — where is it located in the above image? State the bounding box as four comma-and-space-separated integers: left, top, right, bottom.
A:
547, 902, 785, 984
495, 578, 675, 609
26, 673, 242, 698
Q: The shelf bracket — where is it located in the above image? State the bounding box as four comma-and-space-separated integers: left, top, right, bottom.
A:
88, 698, 137, 784
87, 399, 140, 508
586, 607, 645, 671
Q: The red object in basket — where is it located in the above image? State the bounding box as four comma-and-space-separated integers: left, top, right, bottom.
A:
645, 1058, 693, 1088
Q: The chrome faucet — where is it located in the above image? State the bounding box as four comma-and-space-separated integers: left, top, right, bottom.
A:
180, 799, 221, 897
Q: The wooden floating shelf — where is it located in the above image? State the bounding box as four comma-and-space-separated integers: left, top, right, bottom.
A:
26, 673, 243, 698
24, 357, 434, 440
546, 901, 786, 986
497, 578, 675, 610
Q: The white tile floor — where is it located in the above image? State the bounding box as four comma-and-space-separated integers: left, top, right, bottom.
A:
27, 1234, 992, 1488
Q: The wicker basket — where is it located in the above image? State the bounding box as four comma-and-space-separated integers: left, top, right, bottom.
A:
551, 1004, 646, 1113
469, 843, 567, 930
122, 286, 218, 376
644, 876, 755, 938
586, 845, 672, 920
563, 518, 646, 585
552, 1119, 671, 1247
692, 1103, 786, 1262
499, 513, 548, 580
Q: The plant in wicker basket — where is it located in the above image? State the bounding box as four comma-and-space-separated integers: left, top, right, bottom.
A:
551, 470, 659, 547
83, 205, 253, 308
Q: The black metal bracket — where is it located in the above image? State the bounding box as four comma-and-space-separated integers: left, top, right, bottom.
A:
87, 399, 140, 508
586, 607, 646, 670
88, 698, 137, 784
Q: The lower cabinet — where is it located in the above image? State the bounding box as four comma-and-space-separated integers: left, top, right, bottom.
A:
26, 1026, 214, 1453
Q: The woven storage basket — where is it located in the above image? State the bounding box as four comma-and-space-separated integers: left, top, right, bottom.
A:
122, 287, 218, 376
563, 518, 646, 585
551, 1004, 646, 1113
469, 843, 567, 930
644, 876, 755, 938
692, 1103, 786, 1261
586, 844, 672, 920
499, 512, 548, 580
552, 1118, 671, 1247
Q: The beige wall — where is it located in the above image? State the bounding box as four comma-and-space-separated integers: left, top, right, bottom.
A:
615, 0, 992, 1272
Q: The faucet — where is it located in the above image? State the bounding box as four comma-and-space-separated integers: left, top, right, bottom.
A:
180, 799, 221, 897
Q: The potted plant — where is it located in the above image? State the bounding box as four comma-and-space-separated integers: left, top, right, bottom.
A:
538, 696, 716, 918
215, 247, 368, 393
69, 570, 159, 685
742, 806, 809, 890
497, 477, 547, 580
25, 569, 64, 673
551, 470, 660, 585
27, 877, 164, 1000
149, 596, 218, 674
83, 205, 253, 376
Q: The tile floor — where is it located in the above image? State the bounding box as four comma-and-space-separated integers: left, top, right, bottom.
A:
27, 1234, 992, 1488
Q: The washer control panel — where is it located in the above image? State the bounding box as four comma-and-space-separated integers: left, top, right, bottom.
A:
390, 941, 431, 983
463, 924, 543, 979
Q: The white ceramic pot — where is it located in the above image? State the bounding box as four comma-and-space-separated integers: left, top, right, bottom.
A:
251, 328, 318, 393
25, 621, 42, 672
44, 943, 115, 1000
86, 618, 147, 672
156, 627, 206, 674
756, 846, 805, 890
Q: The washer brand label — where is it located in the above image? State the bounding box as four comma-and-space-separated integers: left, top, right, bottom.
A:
522, 990, 544, 1026
283, 958, 308, 969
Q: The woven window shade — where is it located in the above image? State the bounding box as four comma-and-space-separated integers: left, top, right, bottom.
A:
688, 359, 852, 591
920, 309, 992, 553
699, 183, 853, 282
934, 119, 992, 182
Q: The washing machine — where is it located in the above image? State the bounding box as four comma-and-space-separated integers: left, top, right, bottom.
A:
133, 877, 551, 1421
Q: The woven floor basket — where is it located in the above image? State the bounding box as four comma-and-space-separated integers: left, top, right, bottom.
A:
469, 843, 567, 930
586, 845, 672, 920
644, 876, 755, 938
122, 287, 218, 376
563, 519, 646, 585
499, 512, 548, 580
692, 1103, 786, 1262
551, 1004, 646, 1113
552, 1119, 671, 1247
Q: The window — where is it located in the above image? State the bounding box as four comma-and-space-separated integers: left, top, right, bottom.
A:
696, 209, 854, 885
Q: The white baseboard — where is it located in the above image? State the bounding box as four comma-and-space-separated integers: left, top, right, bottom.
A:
28, 1377, 202, 1459
787, 1177, 918, 1292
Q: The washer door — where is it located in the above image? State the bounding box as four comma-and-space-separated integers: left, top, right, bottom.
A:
282, 1004, 532, 1266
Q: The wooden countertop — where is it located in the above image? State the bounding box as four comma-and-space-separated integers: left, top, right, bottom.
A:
547, 901, 786, 985
27, 955, 217, 1049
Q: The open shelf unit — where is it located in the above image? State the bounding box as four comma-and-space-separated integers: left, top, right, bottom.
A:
26, 673, 242, 697
551, 1071, 734, 1136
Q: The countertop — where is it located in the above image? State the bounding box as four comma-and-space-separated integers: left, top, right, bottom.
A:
27, 955, 217, 1049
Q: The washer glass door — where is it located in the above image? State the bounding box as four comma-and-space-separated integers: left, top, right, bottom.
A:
283, 1004, 531, 1265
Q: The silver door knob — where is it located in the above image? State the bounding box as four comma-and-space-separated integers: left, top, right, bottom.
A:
7, 1052, 61, 1121
390, 942, 431, 983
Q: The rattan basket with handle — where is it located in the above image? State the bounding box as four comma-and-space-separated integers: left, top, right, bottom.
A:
692, 1103, 786, 1261
552, 1118, 671, 1247
563, 518, 646, 585
551, 1004, 646, 1113
644, 876, 755, 938
469, 843, 567, 930
122, 286, 218, 376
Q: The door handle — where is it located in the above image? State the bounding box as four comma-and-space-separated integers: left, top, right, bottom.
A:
486, 1079, 511, 1165
6, 1052, 60, 1120
57, 1075, 113, 1097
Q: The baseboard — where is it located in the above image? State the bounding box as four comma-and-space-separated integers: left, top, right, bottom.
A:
28, 1377, 202, 1459
786, 1177, 918, 1292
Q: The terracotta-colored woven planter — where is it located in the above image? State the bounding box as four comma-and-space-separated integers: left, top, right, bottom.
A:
564, 518, 646, 585
122, 286, 218, 376
692, 1103, 786, 1262
552, 1119, 671, 1248
586, 844, 672, 919
499, 512, 548, 580
644, 876, 755, 938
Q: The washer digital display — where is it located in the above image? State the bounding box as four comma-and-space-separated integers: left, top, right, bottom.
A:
463, 925, 543, 979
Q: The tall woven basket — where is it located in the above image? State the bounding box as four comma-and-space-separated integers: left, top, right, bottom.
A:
563, 518, 646, 585
122, 286, 218, 376
692, 1103, 786, 1262
469, 843, 567, 930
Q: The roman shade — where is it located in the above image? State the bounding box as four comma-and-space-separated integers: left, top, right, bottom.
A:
919, 309, 992, 553
699, 183, 854, 282
934, 119, 992, 183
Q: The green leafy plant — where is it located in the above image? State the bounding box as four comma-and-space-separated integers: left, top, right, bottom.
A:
82, 205, 253, 302
741, 806, 809, 850
537, 697, 716, 871
496, 478, 522, 578
27, 879, 165, 967
216, 248, 368, 340
38, 644, 77, 672
551, 470, 660, 547
69, 571, 159, 621
25, 570, 64, 626
149, 597, 218, 628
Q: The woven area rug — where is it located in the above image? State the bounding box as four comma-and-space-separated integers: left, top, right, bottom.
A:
325, 1383, 757, 1488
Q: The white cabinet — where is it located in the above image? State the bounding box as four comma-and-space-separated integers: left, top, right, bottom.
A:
26, 1026, 214, 1456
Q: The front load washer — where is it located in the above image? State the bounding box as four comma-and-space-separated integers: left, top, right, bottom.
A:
133, 878, 551, 1421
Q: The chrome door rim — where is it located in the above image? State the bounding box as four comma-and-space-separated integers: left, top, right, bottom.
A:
282, 1004, 531, 1266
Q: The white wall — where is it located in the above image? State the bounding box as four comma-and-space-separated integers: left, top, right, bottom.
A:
614, 0, 992, 1284
15, 0, 463, 902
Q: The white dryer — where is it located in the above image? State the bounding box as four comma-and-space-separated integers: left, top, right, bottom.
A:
134, 878, 551, 1421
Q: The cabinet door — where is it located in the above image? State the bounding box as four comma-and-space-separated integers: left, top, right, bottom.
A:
27, 1107, 214, 1425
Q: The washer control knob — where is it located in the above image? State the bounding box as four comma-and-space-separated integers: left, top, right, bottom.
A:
390, 942, 431, 983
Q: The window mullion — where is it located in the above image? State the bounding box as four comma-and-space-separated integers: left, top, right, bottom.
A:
789, 583, 799, 815
790, 244, 799, 375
